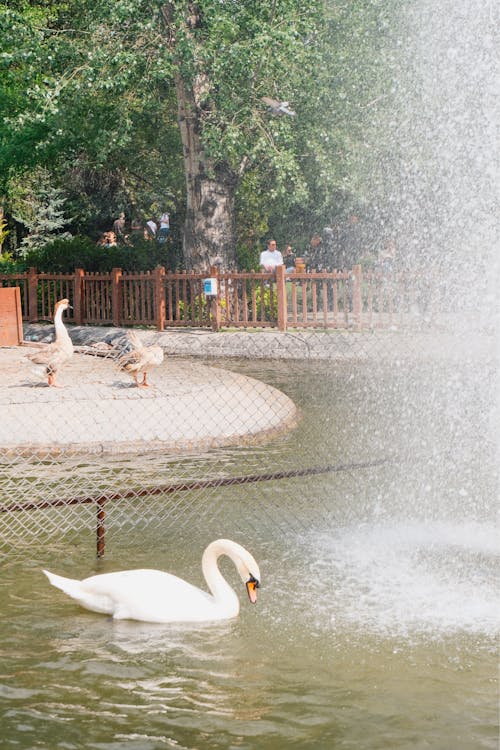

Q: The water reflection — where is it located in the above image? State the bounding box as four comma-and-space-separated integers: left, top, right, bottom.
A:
35, 606, 274, 731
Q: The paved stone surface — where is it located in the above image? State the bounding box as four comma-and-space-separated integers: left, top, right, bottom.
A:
0, 339, 297, 454
1, 321, 494, 455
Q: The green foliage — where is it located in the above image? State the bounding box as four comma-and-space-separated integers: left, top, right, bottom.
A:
177, 294, 207, 322
0, 251, 25, 273
24, 235, 176, 273
0, 0, 404, 266
235, 170, 271, 269
25, 236, 102, 272
0, 0, 183, 240
0, 219, 10, 247
254, 283, 278, 322
235, 243, 260, 273
9, 167, 72, 253
187, 0, 323, 192
270, 0, 405, 236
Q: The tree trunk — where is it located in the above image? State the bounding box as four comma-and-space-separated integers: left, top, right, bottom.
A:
174, 72, 238, 271
162, 2, 239, 271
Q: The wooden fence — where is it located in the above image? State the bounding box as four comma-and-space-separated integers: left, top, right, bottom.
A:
0, 265, 435, 332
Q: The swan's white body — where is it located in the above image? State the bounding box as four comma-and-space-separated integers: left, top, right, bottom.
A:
43, 539, 260, 623
27, 298, 73, 387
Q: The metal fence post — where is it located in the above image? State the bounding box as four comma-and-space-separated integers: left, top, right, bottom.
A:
96, 498, 106, 558
276, 264, 288, 331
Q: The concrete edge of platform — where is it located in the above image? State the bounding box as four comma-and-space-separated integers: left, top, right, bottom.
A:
23, 323, 497, 363
1, 341, 300, 455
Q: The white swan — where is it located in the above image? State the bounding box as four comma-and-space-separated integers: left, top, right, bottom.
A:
27, 298, 74, 387
43, 539, 260, 623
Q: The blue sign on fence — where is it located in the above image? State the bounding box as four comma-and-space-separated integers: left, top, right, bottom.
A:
203, 278, 218, 296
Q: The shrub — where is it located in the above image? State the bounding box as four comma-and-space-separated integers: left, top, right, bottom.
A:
0, 251, 26, 273
25, 236, 101, 272
23, 235, 178, 272
254, 283, 278, 321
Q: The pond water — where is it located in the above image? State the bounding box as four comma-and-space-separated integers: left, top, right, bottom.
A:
1, 355, 498, 750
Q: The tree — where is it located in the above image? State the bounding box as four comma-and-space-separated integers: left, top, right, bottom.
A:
0, 0, 184, 243
0, 0, 403, 269
10, 167, 72, 252
160, 1, 326, 269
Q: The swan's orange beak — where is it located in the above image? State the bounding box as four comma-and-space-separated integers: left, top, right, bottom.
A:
246, 575, 260, 604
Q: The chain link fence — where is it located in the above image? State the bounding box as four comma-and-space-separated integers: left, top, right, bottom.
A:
0, 318, 496, 557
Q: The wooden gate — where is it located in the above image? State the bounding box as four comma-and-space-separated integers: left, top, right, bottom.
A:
0, 287, 23, 345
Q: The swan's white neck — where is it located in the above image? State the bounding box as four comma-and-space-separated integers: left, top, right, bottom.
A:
201, 540, 242, 615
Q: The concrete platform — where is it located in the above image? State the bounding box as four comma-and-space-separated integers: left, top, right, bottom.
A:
0, 344, 298, 455
2, 318, 494, 455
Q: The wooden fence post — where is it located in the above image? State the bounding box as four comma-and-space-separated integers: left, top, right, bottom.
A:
352, 264, 362, 331
73, 268, 85, 325
276, 264, 288, 332
111, 268, 122, 327
28, 267, 38, 322
154, 265, 166, 331
209, 265, 221, 332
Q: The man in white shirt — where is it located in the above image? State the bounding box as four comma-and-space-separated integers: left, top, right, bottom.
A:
259, 239, 283, 272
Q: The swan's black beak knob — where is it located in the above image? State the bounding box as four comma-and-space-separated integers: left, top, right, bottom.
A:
246, 574, 260, 604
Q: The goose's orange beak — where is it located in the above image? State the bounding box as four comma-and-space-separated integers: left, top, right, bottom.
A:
246, 575, 260, 604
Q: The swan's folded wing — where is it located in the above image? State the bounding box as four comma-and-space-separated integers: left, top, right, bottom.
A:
44, 567, 235, 623
80, 569, 213, 622
43, 570, 115, 614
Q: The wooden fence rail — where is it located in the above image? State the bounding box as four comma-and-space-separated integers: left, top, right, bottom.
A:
0, 265, 436, 332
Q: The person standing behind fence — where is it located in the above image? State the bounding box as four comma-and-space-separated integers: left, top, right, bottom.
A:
97, 231, 117, 248
113, 212, 126, 240
378, 239, 397, 277
158, 211, 170, 244
283, 244, 296, 273
259, 239, 283, 272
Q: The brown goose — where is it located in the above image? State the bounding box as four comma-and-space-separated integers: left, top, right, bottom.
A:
117, 330, 164, 387
27, 298, 74, 387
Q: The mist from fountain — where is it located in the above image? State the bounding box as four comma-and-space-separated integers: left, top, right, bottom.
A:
362, 0, 498, 329
295, 0, 499, 641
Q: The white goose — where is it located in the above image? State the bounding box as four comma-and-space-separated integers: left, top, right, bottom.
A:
43, 539, 261, 623
27, 298, 73, 387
